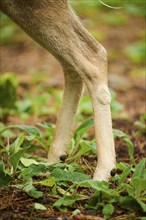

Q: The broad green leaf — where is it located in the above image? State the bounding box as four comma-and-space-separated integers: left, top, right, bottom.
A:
20, 157, 40, 167
113, 129, 127, 138
0, 125, 41, 137
9, 146, 31, 172
76, 180, 109, 191
34, 203, 47, 210
20, 164, 47, 178
23, 177, 43, 198
53, 196, 76, 210
14, 125, 41, 136
119, 196, 145, 212
102, 203, 114, 219
132, 159, 146, 179
131, 177, 146, 196
39, 177, 56, 187
51, 168, 90, 183
9, 134, 25, 155
0, 161, 12, 187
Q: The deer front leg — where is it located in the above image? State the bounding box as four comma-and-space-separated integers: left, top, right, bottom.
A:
48, 68, 83, 163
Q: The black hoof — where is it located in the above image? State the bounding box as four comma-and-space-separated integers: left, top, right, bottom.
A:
110, 169, 116, 177
59, 155, 67, 162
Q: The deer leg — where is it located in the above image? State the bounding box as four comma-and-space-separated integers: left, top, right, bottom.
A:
85, 64, 116, 181
72, 47, 116, 181
48, 68, 83, 163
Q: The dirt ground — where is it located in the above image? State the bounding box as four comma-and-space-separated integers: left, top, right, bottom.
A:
0, 7, 146, 220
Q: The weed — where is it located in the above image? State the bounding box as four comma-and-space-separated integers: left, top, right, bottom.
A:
0, 119, 145, 218
0, 73, 18, 120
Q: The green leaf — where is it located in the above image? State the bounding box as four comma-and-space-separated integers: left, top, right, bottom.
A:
23, 177, 43, 198
0, 161, 12, 187
20, 157, 40, 167
14, 125, 41, 136
67, 141, 91, 162
113, 129, 134, 163
57, 186, 71, 196
136, 200, 146, 213
39, 177, 56, 187
53, 196, 76, 210
9, 146, 31, 172
134, 121, 146, 132
0, 125, 41, 137
132, 158, 146, 179
116, 162, 128, 171
77, 180, 109, 191
119, 196, 144, 212
131, 177, 146, 196
20, 164, 47, 178
102, 203, 114, 219
51, 168, 90, 183
124, 184, 134, 197
118, 165, 132, 185
34, 203, 47, 210
9, 134, 25, 155
74, 118, 94, 141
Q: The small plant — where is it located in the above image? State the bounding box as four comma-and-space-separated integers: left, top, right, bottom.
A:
1, 117, 145, 218
0, 73, 18, 120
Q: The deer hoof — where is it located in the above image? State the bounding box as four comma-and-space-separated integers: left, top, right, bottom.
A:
59, 155, 67, 162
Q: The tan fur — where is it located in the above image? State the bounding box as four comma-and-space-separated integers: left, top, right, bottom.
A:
0, 0, 116, 181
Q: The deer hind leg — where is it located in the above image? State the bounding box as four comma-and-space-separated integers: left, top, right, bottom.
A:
48, 67, 83, 163
84, 53, 116, 181
73, 45, 116, 181
60, 13, 116, 180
